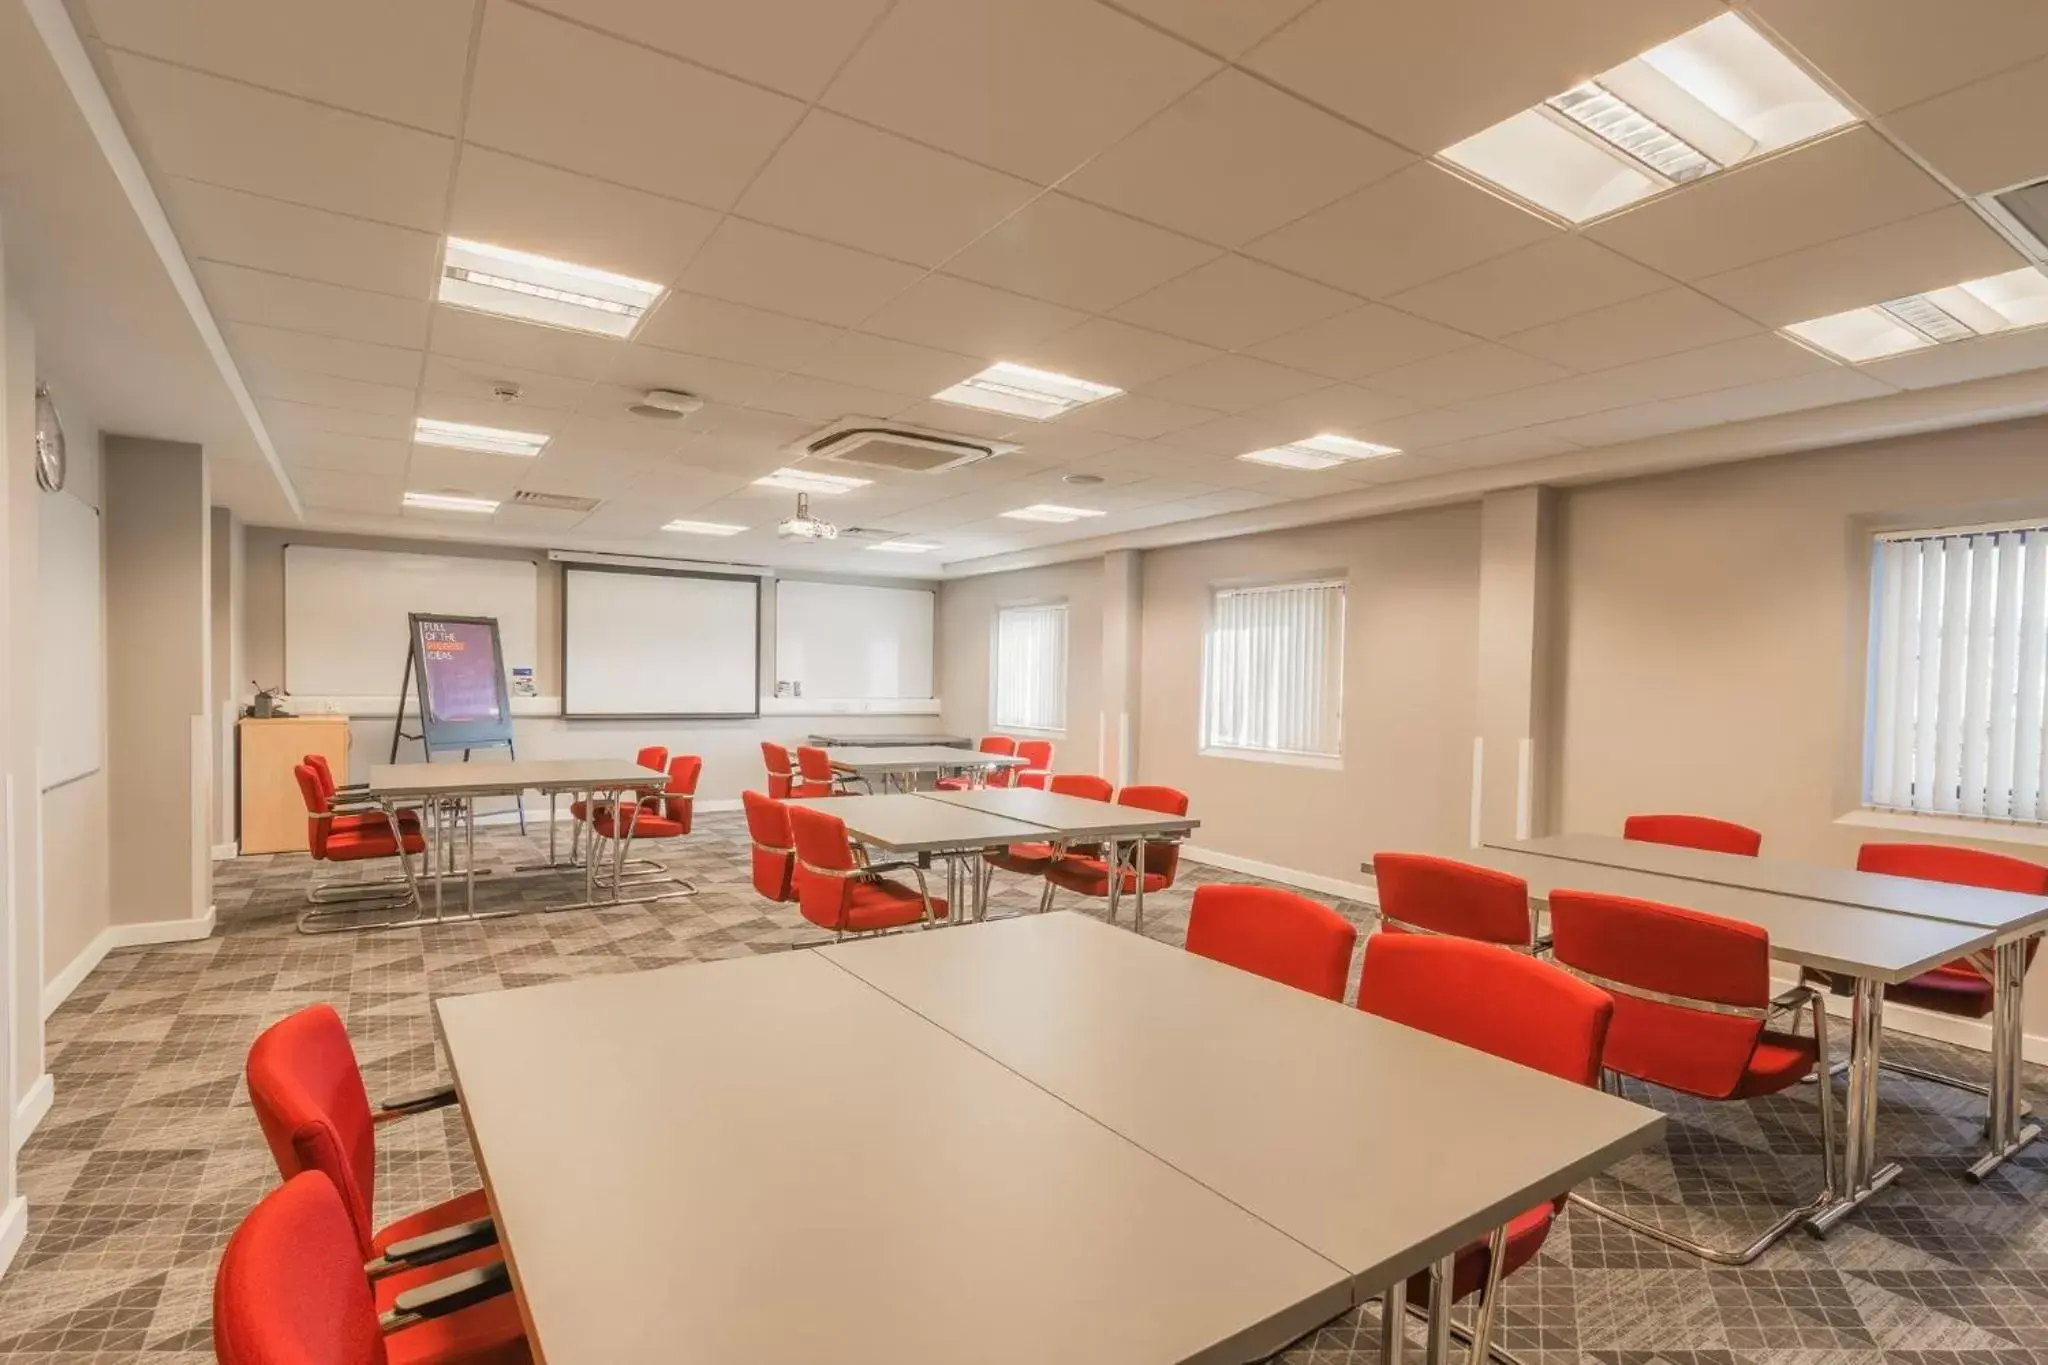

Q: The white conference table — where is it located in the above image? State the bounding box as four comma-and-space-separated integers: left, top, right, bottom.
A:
1380, 846, 1997, 1232
438, 916, 1661, 1364
783, 793, 1051, 923
1495, 833, 2048, 1180
823, 744, 1025, 792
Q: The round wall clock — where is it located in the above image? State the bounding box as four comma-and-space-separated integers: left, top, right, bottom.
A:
33, 382, 66, 492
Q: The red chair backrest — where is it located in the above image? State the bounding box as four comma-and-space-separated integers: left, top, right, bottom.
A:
214, 1172, 383, 1365
304, 753, 338, 801
1186, 884, 1357, 1002
742, 791, 795, 902
1623, 813, 1763, 857
662, 755, 703, 828
979, 735, 1020, 787
294, 764, 333, 860
1548, 889, 1769, 1099
1372, 852, 1532, 946
1048, 773, 1113, 801
788, 803, 858, 930
245, 1004, 381, 1257
796, 745, 836, 784
1357, 933, 1612, 1089
1117, 785, 1188, 883
1856, 841, 2048, 893
761, 742, 794, 800
635, 744, 670, 776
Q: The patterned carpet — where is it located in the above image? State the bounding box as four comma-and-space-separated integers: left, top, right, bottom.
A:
3, 812, 2047, 1364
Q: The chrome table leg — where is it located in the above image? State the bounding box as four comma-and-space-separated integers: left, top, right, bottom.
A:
1423, 1253, 1454, 1365
1381, 1284, 1406, 1365
1808, 975, 1903, 1234
1969, 938, 2041, 1180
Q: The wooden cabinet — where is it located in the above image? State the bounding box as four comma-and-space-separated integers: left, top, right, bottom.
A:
239, 716, 351, 855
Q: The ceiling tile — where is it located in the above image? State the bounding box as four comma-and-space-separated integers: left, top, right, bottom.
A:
1585, 128, 1955, 281
1384, 236, 1667, 340
1060, 69, 1410, 247
819, 0, 1218, 184
942, 194, 1220, 311
1501, 288, 1760, 372
1111, 254, 1354, 350
1344, 406, 1527, 449
1108, 0, 1316, 57
635, 295, 843, 372
1137, 355, 1328, 412
1862, 324, 2048, 390
1424, 429, 1581, 468
448, 148, 720, 284
198, 262, 430, 349
1247, 305, 1474, 380
1246, 383, 1426, 432
1694, 205, 2026, 327
1246, 162, 1558, 298
858, 276, 1084, 357
108, 52, 455, 231
796, 333, 983, 396
1532, 402, 1698, 448
1651, 367, 1896, 427
429, 304, 625, 382
261, 398, 411, 442
1014, 318, 1219, 391
734, 112, 1039, 267
1151, 413, 1298, 458
166, 180, 439, 297
421, 354, 593, 413
244, 366, 416, 417
1886, 56, 2048, 196
674, 218, 924, 327
888, 400, 1028, 441
601, 345, 785, 409
1059, 392, 1223, 439
1243, 0, 1721, 152
1748, 0, 2048, 115
465, 0, 803, 209
1588, 334, 1840, 403
279, 430, 410, 475
293, 466, 407, 512
228, 323, 424, 388
749, 373, 921, 422
1363, 344, 1570, 405
516, 0, 892, 100
1454, 374, 1651, 426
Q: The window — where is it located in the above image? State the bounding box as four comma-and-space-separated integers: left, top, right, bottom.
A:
992, 602, 1066, 732
1201, 579, 1345, 762
1866, 524, 2048, 822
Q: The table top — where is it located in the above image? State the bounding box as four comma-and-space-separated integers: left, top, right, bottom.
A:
368, 758, 662, 797
824, 913, 1662, 1294
922, 786, 1200, 838
825, 744, 1024, 772
783, 793, 1050, 854
438, 949, 1353, 1365
1494, 833, 2048, 935
1381, 847, 1998, 983
808, 732, 970, 748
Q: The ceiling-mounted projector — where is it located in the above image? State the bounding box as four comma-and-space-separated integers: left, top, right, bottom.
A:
776, 492, 838, 541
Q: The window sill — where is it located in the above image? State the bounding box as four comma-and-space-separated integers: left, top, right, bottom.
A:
994, 725, 1065, 738
1836, 807, 2048, 850
1199, 746, 1342, 772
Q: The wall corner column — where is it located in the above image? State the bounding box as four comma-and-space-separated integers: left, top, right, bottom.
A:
1099, 550, 1143, 784
1475, 486, 1560, 846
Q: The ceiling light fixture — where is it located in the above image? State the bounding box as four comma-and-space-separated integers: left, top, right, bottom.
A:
1238, 433, 1401, 471
1783, 268, 2048, 362
1440, 13, 1853, 223
403, 491, 500, 514
777, 493, 838, 541
662, 519, 747, 536
867, 539, 942, 554
1000, 504, 1107, 523
933, 362, 1122, 420
439, 237, 664, 339
752, 467, 870, 495
413, 417, 550, 457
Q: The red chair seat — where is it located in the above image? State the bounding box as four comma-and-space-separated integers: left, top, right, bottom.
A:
841, 877, 951, 933
1408, 1200, 1553, 1305
1043, 855, 1169, 898
933, 776, 974, 791
1730, 1031, 1822, 1099
1887, 964, 1996, 1016
325, 825, 427, 860
983, 841, 1059, 875
587, 810, 685, 840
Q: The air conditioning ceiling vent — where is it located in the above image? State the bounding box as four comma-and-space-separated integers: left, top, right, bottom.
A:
1985, 178, 2048, 259
510, 490, 601, 512
796, 418, 1019, 475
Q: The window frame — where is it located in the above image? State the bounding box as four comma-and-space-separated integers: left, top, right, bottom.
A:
989, 598, 1068, 735
1197, 574, 1347, 769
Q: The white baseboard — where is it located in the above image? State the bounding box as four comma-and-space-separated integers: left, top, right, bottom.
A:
0, 1195, 26, 1283
13, 1073, 53, 1152
211, 841, 238, 860
1180, 844, 1380, 907
42, 905, 217, 1020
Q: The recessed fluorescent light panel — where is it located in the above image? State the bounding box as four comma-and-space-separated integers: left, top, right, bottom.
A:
1239, 433, 1401, 471
413, 417, 550, 457
663, 519, 747, 536
1440, 13, 1855, 223
403, 491, 500, 514
999, 504, 1108, 523
933, 362, 1122, 420
1784, 268, 2048, 362
439, 237, 664, 338
751, 467, 871, 494
867, 539, 942, 554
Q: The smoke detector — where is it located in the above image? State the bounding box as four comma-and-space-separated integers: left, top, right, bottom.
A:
776, 492, 838, 542
795, 417, 1018, 475
628, 388, 704, 420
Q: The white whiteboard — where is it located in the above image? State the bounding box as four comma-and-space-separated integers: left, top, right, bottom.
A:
775, 580, 934, 701
285, 545, 539, 700
38, 490, 104, 788
563, 567, 758, 717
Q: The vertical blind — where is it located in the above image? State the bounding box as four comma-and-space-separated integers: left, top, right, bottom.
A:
1867, 525, 2048, 821
992, 602, 1067, 731
1201, 579, 1346, 759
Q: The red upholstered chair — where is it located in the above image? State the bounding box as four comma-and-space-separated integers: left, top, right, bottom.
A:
795, 744, 858, 797
1550, 889, 1834, 1263
304, 753, 420, 834
296, 764, 428, 933
584, 755, 701, 898
215, 1171, 528, 1365
935, 735, 1018, 791
1042, 785, 1188, 922
1013, 739, 1055, 790
743, 791, 796, 902
761, 742, 795, 800
568, 746, 669, 823
788, 803, 947, 938
1356, 934, 1612, 1363
1185, 884, 1357, 1002
1371, 852, 1536, 948
981, 774, 1113, 901
244, 1006, 526, 1360
1623, 813, 1763, 857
